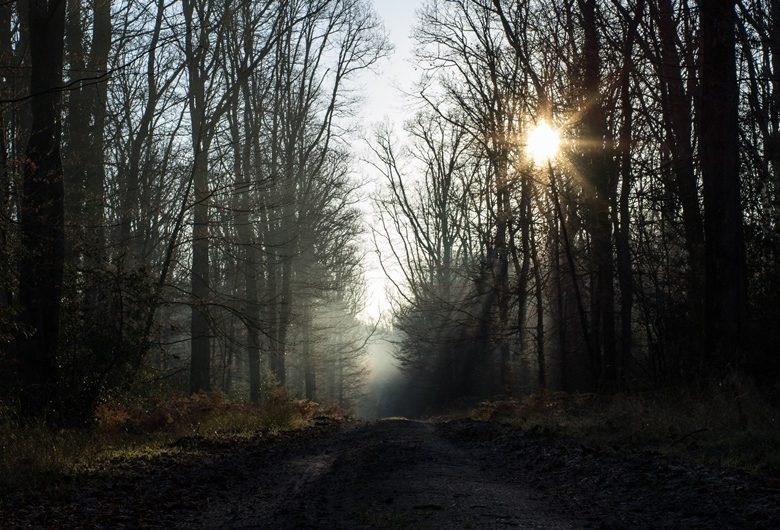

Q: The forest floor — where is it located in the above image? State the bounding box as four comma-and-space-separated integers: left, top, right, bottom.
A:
1, 415, 779, 528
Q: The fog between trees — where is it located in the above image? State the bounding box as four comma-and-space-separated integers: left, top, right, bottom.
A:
0, 0, 777, 423
370, 0, 777, 414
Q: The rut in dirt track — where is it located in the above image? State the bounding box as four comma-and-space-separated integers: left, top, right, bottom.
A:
208, 419, 578, 529
197, 418, 779, 529
3, 418, 779, 528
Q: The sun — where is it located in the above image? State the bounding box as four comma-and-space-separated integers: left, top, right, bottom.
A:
526, 121, 561, 165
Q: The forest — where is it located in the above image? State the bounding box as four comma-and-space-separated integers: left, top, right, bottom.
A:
1, 0, 779, 526
2, 0, 777, 422
1, 0, 390, 423
373, 0, 779, 413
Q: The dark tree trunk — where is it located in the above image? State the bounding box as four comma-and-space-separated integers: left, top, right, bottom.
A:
275, 254, 292, 387
64, 0, 89, 226
302, 301, 315, 401
232, 86, 262, 403
17, 0, 67, 417
549, 167, 593, 383
0, 2, 12, 308
84, 0, 110, 273
699, 0, 746, 372
510, 175, 531, 368
189, 145, 211, 393
530, 218, 545, 389
614, 0, 643, 385
265, 232, 281, 386
552, 210, 567, 390
15, 1, 32, 155
772, 0, 780, 216
652, 0, 705, 372
120, 0, 163, 267
615, 75, 634, 386
271, 188, 295, 388
183, 0, 212, 394
494, 149, 511, 393
579, 0, 616, 387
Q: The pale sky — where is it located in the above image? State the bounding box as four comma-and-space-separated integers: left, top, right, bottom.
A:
358, 0, 424, 322
365, 0, 423, 125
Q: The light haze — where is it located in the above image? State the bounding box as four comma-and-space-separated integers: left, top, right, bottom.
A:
359, 0, 424, 321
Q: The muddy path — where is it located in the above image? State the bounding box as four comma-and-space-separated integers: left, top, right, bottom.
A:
3, 418, 779, 528
205, 419, 578, 529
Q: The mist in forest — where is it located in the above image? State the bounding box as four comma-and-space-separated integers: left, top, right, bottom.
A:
356, 331, 402, 419
3, 1, 780, 526
0, 0, 777, 428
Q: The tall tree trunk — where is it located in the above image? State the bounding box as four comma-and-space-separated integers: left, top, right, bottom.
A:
242, 191, 262, 403
337, 353, 345, 409
579, 0, 616, 388
15, 1, 32, 156
17, 0, 67, 417
771, 0, 780, 221
494, 149, 511, 393
64, 0, 89, 229
184, 0, 212, 393
232, 86, 262, 402
530, 217, 545, 389
271, 176, 295, 388
120, 0, 163, 267
510, 175, 531, 369
189, 143, 211, 393
302, 300, 315, 401
84, 0, 110, 277
614, 0, 644, 385
297, 219, 316, 401
275, 251, 292, 387
265, 224, 281, 386
615, 76, 634, 387
652, 0, 705, 373
552, 207, 567, 390
549, 166, 594, 381
699, 0, 745, 372
0, 2, 12, 308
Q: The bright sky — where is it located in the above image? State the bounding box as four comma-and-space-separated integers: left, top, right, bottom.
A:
357, 0, 424, 322
366, 0, 423, 124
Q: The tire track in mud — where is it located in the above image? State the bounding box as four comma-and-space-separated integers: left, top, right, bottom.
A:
203, 419, 581, 529
3, 418, 778, 528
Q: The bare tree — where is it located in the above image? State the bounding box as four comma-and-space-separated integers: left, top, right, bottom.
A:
17, 0, 67, 417
699, 0, 746, 372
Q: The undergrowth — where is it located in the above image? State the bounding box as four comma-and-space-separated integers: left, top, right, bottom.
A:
0, 390, 342, 494
469, 376, 780, 475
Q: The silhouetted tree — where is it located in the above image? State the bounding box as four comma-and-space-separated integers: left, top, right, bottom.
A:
17, 0, 67, 417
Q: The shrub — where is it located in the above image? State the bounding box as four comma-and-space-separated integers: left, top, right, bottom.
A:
1, 391, 338, 494
470, 377, 780, 473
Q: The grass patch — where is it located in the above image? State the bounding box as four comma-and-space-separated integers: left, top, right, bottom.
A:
0, 390, 341, 494
469, 377, 780, 474
99, 443, 201, 463
0, 420, 102, 491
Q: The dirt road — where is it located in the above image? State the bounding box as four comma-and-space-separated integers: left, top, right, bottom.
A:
3, 418, 779, 528
206, 419, 579, 529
